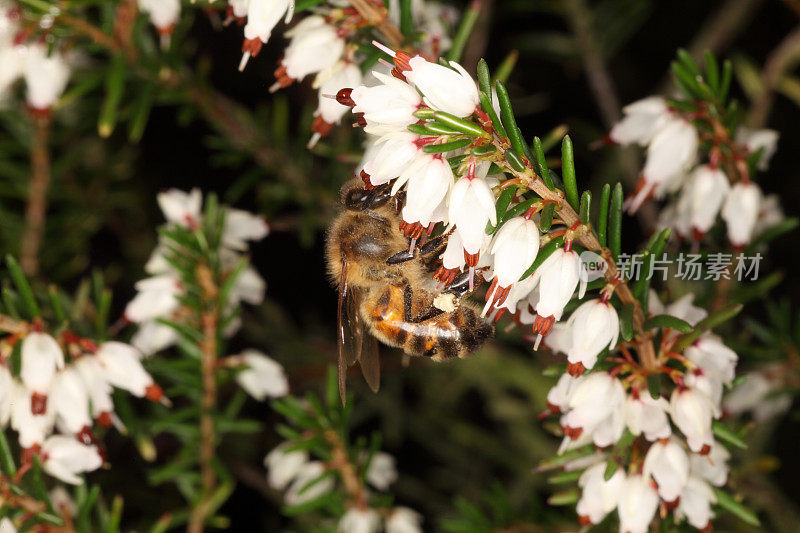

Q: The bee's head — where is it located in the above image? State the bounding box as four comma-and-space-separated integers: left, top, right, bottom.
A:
342, 183, 392, 212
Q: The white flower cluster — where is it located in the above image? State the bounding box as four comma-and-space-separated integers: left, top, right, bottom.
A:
0, 329, 165, 485
610, 96, 781, 246
1, 4, 70, 112
265, 443, 422, 533
546, 293, 739, 532
125, 188, 268, 356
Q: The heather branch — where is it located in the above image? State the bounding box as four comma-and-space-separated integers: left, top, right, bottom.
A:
20, 115, 52, 277
323, 429, 368, 509
747, 25, 800, 128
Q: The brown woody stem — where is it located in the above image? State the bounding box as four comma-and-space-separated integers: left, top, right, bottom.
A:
20, 115, 52, 277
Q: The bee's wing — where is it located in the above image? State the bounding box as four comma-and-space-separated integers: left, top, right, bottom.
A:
358, 331, 381, 393
337, 259, 362, 405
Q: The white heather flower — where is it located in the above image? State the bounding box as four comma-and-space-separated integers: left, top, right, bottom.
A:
543, 322, 572, 355
281, 16, 344, 83
724, 370, 790, 421
124, 275, 181, 323
386, 507, 423, 533
0, 518, 14, 533
490, 216, 540, 288
138, 0, 180, 33
144, 245, 171, 275
20, 332, 65, 400
405, 57, 479, 117
642, 438, 690, 502
24, 45, 70, 112
617, 475, 659, 533
366, 452, 397, 491
234, 350, 289, 401
648, 292, 707, 328
223, 208, 268, 250
678, 165, 730, 236
157, 188, 202, 229
629, 117, 698, 212
561, 372, 625, 444
229, 266, 266, 306
41, 436, 102, 485
0, 365, 12, 426
736, 127, 778, 170
676, 476, 716, 530
449, 173, 497, 255
311, 62, 362, 145
244, 0, 291, 43
229, 0, 250, 18
439, 230, 466, 271
576, 462, 625, 525
10, 383, 55, 448
49, 368, 92, 435
397, 155, 454, 227
546, 373, 584, 413
689, 442, 730, 487
285, 461, 334, 505
0, 45, 26, 97
131, 320, 179, 356
530, 249, 584, 321
363, 133, 422, 186
754, 193, 785, 237
95, 342, 160, 400
338, 508, 380, 533
564, 299, 619, 372
685, 334, 737, 386
624, 392, 671, 441
72, 357, 115, 425
50, 485, 78, 517
721, 182, 762, 246
264, 443, 309, 490
670, 387, 717, 453
352, 72, 422, 128
609, 96, 669, 146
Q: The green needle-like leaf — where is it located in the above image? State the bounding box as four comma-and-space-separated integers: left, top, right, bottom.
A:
598, 184, 610, 247
609, 183, 624, 261
643, 314, 693, 333
561, 136, 578, 210
579, 191, 591, 225
713, 489, 760, 526
532, 137, 555, 190
5, 255, 40, 318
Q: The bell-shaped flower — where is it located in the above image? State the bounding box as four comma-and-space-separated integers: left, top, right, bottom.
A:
617, 474, 659, 533
684, 369, 724, 414
234, 350, 289, 401
20, 332, 65, 407
629, 117, 698, 212
576, 462, 625, 525
95, 342, 162, 401
49, 367, 91, 435
678, 165, 730, 236
546, 373, 584, 413
363, 133, 423, 186
723, 369, 790, 421
449, 174, 496, 256
351, 71, 422, 128
689, 441, 730, 487
530, 248, 584, 321
642, 438, 690, 502
686, 334, 738, 386
264, 442, 309, 490
405, 57, 479, 117
228, 266, 267, 306
0, 517, 15, 533
490, 216, 540, 288
648, 292, 707, 328
222, 208, 268, 251
41, 435, 102, 485
564, 299, 619, 374
721, 182, 762, 246
0, 44, 26, 97
279, 16, 344, 85
284, 461, 335, 505
310, 62, 363, 146
338, 508, 380, 533
398, 155, 453, 228
386, 507, 423, 533
366, 452, 397, 491
138, 0, 180, 35
754, 193, 785, 237
72, 356, 116, 427
24, 45, 70, 112
131, 320, 179, 356
10, 382, 55, 448
157, 188, 202, 228
244, 0, 291, 43
624, 392, 671, 441
670, 386, 717, 453
561, 371, 625, 443
609, 96, 669, 146
676, 476, 716, 530
736, 126, 778, 171
542, 322, 573, 355
124, 275, 182, 323
0, 366, 12, 426
229, 0, 249, 19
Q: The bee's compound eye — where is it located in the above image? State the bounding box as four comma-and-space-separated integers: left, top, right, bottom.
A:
367, 186, 392, 208
344, 188, 371, 210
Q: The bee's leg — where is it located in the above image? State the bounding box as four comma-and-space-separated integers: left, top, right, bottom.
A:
419, 234, 446, 256
387, 249, 418, 265
444, 270, 485, 298
403, 285, 444, 323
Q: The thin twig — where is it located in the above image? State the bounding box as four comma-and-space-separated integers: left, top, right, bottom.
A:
323, 430, 367, 509
747, 25, 800, 128
349, 0, 404, 49
20, 114, 52, 277
188, 265, 220, 533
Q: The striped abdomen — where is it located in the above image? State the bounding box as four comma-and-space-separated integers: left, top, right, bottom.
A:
363, 284, 493, 361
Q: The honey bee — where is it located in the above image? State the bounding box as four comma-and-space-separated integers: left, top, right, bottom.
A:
326, 181, 494, 403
